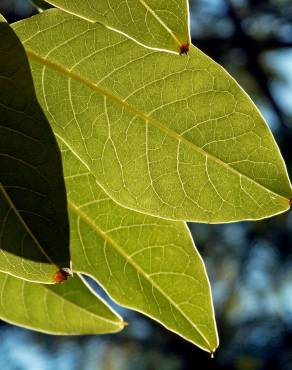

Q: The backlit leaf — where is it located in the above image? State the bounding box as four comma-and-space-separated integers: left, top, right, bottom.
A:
13, 10, 292, 223
0, 272, 124, 334
45, 0, 190, 54
60, 140, 218, 353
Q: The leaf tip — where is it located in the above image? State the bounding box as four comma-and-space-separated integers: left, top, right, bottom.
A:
179, 42, 189, 55
53, 268, 72, 284
0, 13, 7, 23
210, 348, 218, 358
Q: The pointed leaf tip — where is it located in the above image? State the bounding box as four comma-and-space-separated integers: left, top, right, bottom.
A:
53, 268, 72, 283
57, 142, 218, 351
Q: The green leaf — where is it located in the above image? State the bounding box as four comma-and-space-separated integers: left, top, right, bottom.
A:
60, 140, 218, 353
0, 18, 70, 282
45, 0, 190, 54
0, 272, 124, 334
13, 10, 292, 222
0, 14, 7, 23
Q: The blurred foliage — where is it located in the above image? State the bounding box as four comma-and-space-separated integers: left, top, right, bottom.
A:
0, 0, 292, 369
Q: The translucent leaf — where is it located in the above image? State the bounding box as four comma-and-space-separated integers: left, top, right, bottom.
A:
0, 272, 124, 334
60, 140, 218, 353
13, 10, 292, 222
0, 17, 70, 283
45, 0, 190, 53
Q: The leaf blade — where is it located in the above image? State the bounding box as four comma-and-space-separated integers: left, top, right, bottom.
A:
0, 272, 124, 334
13, 10, 292, 222
60, 139, 218, 352
0, 19, 70, 282
45, 0, 190, 53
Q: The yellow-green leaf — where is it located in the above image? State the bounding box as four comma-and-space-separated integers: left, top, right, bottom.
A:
0, 272, 124, 334
45, 0, 190, 54
13, 10, 292, 222
60, 140, 218, 353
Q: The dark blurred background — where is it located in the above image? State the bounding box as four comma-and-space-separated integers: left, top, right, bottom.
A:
1, 0, 292, 369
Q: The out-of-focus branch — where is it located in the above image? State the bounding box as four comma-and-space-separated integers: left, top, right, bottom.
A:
192, 37, 292, 57
191, 0, 291, 130
223, 0, 289, 129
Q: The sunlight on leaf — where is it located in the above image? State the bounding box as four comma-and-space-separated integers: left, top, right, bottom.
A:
13, 10, 292, 222
0, 272, 124, 334
60, 140, 218, 353
45, 0, 190, 54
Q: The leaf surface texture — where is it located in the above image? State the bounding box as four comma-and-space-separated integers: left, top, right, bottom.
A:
0, 272, 124, 334
45, 0, 190, 53
60, 140, 218, 352
13, 10, 292, 223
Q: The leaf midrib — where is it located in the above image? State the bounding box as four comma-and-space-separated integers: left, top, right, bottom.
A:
68, 199, 213, 351
26, 49, 290, 205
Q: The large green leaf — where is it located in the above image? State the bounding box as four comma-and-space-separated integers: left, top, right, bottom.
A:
0, 17, 70, 282
45, 0, 190, 54
0, 272, 124, 334
59, 140, 218, 353
13, 10, 292, 222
